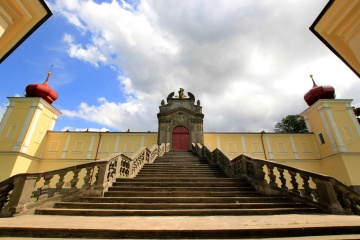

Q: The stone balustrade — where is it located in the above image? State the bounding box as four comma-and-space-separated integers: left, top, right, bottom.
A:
0, 143, 170, 217
192, 143, 360, 215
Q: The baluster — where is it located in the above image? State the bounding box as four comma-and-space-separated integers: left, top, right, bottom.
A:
93, 166, 100, 185
82, 166, 94, 188
349, 196, 360, 215
253, 162, 265, 183
0, 184, 14, 211
277, 167, 288, 190
55, 171, 67, 194
267, 164, 278, 187
300, 173, 312, 199
39, 174, 54, 200
107, 160, 116, 182
145, 150, 149, 163
336, 190, 350, 211
70, 169, 81, 191
246, 161, 254, 177
288, 171, 299, 194
128, 159, 133, 177
115, 156, 121, 178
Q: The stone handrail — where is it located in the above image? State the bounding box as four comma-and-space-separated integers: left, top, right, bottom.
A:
0, 143, 170, 217
192, 143, 360, 215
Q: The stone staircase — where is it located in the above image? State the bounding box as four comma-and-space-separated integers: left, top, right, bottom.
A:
35, 150, 320, 216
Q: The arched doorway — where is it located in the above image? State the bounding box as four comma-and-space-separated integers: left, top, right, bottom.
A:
172, 125, 189, 150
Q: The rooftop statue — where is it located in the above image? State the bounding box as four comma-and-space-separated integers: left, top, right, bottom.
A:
176, 88, 187, 98
166, 88, 196, 100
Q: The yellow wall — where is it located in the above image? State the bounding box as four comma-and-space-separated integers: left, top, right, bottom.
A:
341, 154, 360, 186
204, 133, 319, 161
0, 153, 40, 181
0, 97, 60, 155
41, 132, 158, 160
302, 99, 360, 159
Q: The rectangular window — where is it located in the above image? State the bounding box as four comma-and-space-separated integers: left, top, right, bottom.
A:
48, 141, 59, 153
6, 125, 17, 138
227, 142, 236, 153
318, 133, 325, 145
124, 142, 134, 153
301, 142, 312, 153
252, 142, 262, 154
276, 142, 287, 154
343, 127, 354, 140
73, 141, 84, 153
34, 131, 43, 144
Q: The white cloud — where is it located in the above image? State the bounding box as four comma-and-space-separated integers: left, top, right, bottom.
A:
63, 34, 107, 67
0, 103, 6, 119
50, 0, 360, 132
61, 95, 157, 131
60, 126, 109, 132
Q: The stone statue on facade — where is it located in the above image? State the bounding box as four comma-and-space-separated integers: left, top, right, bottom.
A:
177, 88, 187, 98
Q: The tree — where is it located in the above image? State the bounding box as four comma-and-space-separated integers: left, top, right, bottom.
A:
353, 107, 360, 124
274, 114, 308, 133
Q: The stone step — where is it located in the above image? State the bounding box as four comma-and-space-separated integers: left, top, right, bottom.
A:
136, 172, 225, 175
35, 207, 321, 216
154, 157, 205, 160
115, 177, 246, 183
152, 161, 208, 164
112, 181, 250, 187
53, 202, 309, 210
104, 191, 262, 197
80, 196, 294, 203
107, 186, 255, 192
140, 165, 219, 169
134, 175, 228, 179
138, 169, 224, 173
32, 151, 323, 220
136, 173, 225, 179
2, 215, 360, 239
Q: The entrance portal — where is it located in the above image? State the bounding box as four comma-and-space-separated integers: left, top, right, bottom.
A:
172, 126, 189, 150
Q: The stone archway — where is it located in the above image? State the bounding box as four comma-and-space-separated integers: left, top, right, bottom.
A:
158, 88, 204, 147
172, 125, 189, 150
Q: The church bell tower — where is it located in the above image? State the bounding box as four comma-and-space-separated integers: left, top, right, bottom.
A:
157, 88, 204, 150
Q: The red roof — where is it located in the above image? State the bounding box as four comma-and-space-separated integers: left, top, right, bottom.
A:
25, 72, 58, 104
304, 75, 335, 106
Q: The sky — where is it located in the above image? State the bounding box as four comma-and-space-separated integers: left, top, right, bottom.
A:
0, 0, 359, 133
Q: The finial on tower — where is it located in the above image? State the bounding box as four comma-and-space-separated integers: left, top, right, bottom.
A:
44, 64, 54, 85
24, 66, 58, 104
309, 74, 317, 87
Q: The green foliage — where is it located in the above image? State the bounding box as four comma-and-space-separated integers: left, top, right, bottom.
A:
274, 114, 308, 133
354, 107, 360, 116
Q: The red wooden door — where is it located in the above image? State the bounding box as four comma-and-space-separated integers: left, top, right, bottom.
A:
172, 126, 189, 150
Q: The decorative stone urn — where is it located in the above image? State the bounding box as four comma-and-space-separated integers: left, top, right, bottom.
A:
157, 88, 204, 150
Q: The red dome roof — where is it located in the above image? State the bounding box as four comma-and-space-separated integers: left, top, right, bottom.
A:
304, 75, 335, 106
25, 72, 58, 104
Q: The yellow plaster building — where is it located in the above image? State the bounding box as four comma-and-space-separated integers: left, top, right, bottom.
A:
0, 73, 359, 192
0, 0, 52, 63
0, 0, 359, 192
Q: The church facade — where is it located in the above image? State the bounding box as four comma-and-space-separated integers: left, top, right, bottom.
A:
0, 75, 360, 191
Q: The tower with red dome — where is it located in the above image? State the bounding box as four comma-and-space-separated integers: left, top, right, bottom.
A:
0, 72, 61, 179
304, 75, 335, 106
301, 75, 360, 190
24, 72, 58, 104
